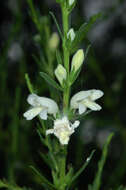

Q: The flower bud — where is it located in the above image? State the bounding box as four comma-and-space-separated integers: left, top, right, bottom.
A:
48, 32, 59, 51
55, 64, 67, 85
71, 49, 84, 72
67, 28, 75, 41
69, 0, 75, 6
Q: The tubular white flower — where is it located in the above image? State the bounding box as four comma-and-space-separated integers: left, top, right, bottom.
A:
70, 90, 104, 114
46, 116, 80, 145
67, 28, 75, 41
55, 64, 67, 85
23, 94, 58, 120
71, 49, 84, 72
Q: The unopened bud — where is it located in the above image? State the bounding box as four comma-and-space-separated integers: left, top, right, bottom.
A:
55, 64, 67, 85
71, 49, 84, 72
67, 28, 75, 41
69, 0, 75, 6
48, 32, 59, 51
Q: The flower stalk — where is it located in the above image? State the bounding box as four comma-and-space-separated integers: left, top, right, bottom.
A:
61, 5, 70, 111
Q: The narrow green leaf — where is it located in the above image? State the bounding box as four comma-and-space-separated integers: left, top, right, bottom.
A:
25, 73, 34, 93
37, 129, 46, 145
0, 180, 23, 190
40, 72, 63, 91
30, 166, 56, 190
70, 13, 102, 53
69, 66, 81, 85
65, 167, 74, 185
85, 44, 91, 59
49, 12, 63, 40
68, 150, 95, 188
91, 133, 114, 190
27, 0, 39, 29
56, 50, 63, 65
39, 152, 52, 169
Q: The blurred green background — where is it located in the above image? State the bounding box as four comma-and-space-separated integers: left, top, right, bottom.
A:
0, 0, 126, 189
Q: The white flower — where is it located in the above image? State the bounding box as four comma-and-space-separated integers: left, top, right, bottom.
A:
70, 90, 104, 114
46, 116, 80, 145
23, 94, 58, 120
71, 49, 84, 72
67, 28, 75, 41
55, 64, 67, 85
69, 0, 75, 6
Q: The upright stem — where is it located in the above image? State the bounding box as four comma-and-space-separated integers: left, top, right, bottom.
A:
61, 5, 70, 111
55, 4, 71, 190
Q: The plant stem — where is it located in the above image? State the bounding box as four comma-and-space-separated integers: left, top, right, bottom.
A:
56, 4, 70, 190
59, 147, 67, 190
61, 5, 70, 111
62, 6, 69, 73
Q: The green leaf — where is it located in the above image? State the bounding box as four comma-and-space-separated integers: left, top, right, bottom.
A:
56, 50, 63, 65
49, 12, 63, 40
67, 150, 95, 188
37, 129, 46, 145
70, 13, 102, 53
90, 133, 114, 190
39, 152, 53, 169
25, 73, 34, 93
65, 166, 74, 185
69, 66, 81, 85
0, 180, 23, 190
40, 72, 63, 91
30, 166, 56, 190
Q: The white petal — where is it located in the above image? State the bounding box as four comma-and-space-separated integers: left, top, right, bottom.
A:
54, 116, 69, 126
27, 94, 40, 107
39, 109, 48, 120
70, 91, 91, 109
79, 103, 87, 114
46, 129, 54, 135
72, 120, 80, 129
90, 90, 104, 101
27, 94, 59, 115
83, 99, 102, 111
37, 96, 58, 114
23, 107, 42, 120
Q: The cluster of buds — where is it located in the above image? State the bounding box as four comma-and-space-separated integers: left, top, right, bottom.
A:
54, 49, 85, 87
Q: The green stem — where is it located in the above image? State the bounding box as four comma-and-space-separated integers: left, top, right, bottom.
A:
61, 5, 70, 111
59, 147, 67, 190
62, 6, 69, 73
